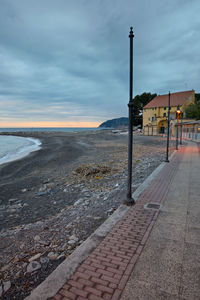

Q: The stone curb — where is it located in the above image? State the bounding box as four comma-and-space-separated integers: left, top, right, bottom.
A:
26, 150, 176, 300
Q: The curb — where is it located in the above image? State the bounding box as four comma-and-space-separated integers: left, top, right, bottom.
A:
26, 151, 176, 300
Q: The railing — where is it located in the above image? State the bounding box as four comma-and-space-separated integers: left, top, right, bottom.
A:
182, 132, 200, 141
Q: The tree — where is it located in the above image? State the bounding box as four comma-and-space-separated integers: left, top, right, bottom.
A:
132, 92, 157, 126
185, 93, 200, 120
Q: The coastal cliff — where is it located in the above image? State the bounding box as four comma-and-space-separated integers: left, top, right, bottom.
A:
99, 117, 128, 128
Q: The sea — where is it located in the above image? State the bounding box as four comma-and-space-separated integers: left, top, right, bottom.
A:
0, 127, 100, 165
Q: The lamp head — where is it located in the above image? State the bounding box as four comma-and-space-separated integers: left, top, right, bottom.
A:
176, 105, 181, 114
129, 27, 134, 38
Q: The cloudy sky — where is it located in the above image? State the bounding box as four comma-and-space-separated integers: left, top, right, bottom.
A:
0, 0, 199, 127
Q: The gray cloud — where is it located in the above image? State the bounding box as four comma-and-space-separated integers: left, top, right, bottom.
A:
0, 0, 199, 126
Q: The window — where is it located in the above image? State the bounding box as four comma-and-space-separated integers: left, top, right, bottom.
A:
164, 107, 166, 110
152, 116, 155, 121
163, 113, 166, 117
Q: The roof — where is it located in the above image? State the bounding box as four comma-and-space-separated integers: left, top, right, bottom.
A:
143, 90, 194, 109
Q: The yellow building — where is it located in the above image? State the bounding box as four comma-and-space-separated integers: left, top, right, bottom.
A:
143, 90, 195, 135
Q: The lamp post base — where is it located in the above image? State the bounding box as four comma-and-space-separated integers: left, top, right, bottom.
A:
165, 159, 169, 162
124, 197, 136, 206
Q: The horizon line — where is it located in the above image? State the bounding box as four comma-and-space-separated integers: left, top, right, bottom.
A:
0, 121, 101, 128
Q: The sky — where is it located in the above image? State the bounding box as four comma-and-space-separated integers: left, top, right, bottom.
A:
0, 0, 200, 127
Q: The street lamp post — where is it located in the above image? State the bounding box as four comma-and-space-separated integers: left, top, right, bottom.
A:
126, 27, 135, 205
180, 112, 183, 145
165, 91, 171, 162
176, 105, 181, 150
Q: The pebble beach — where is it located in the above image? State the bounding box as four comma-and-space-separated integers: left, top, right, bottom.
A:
0, 130, 175, 299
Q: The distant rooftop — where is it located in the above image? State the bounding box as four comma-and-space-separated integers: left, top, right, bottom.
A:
144, 90, 194, 109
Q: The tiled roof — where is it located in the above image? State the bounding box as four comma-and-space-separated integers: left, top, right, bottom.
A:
144, 90, 194, 109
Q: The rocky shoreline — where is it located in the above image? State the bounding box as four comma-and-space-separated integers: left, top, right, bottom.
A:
0, 131, 176, 299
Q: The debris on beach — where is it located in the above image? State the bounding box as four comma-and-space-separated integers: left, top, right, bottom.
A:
71, 164, 115, 178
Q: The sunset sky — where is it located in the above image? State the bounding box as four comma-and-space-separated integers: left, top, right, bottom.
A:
0, 0, 200, 127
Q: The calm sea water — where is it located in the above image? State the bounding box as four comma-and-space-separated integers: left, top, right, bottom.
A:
0, 127, 100, 165
0, 127, 99, 132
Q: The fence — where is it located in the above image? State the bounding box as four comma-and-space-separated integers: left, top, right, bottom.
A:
181, 121, 200, 142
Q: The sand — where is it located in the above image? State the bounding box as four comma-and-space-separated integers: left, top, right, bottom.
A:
0, 130, 130, 229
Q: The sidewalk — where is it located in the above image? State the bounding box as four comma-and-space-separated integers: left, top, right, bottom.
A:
27, 141, 200, 300
121, 141, 200, 300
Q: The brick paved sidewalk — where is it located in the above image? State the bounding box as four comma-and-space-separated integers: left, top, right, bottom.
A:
53, 151, 181, 300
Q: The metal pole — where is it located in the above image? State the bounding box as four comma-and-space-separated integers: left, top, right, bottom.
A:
126, 27, 135, 205
176, 114, 179, 150
180, 113, 182, 145
165, 91, 170, 162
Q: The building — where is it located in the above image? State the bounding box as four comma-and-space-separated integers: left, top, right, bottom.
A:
143, 90, 195, 135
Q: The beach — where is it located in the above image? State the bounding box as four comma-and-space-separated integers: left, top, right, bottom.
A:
0, 130, 174, 299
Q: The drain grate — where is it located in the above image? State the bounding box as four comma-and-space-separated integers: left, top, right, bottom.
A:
144, 203, 161, 210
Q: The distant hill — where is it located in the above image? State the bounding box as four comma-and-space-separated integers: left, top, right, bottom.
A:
99, 117, 128, 128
